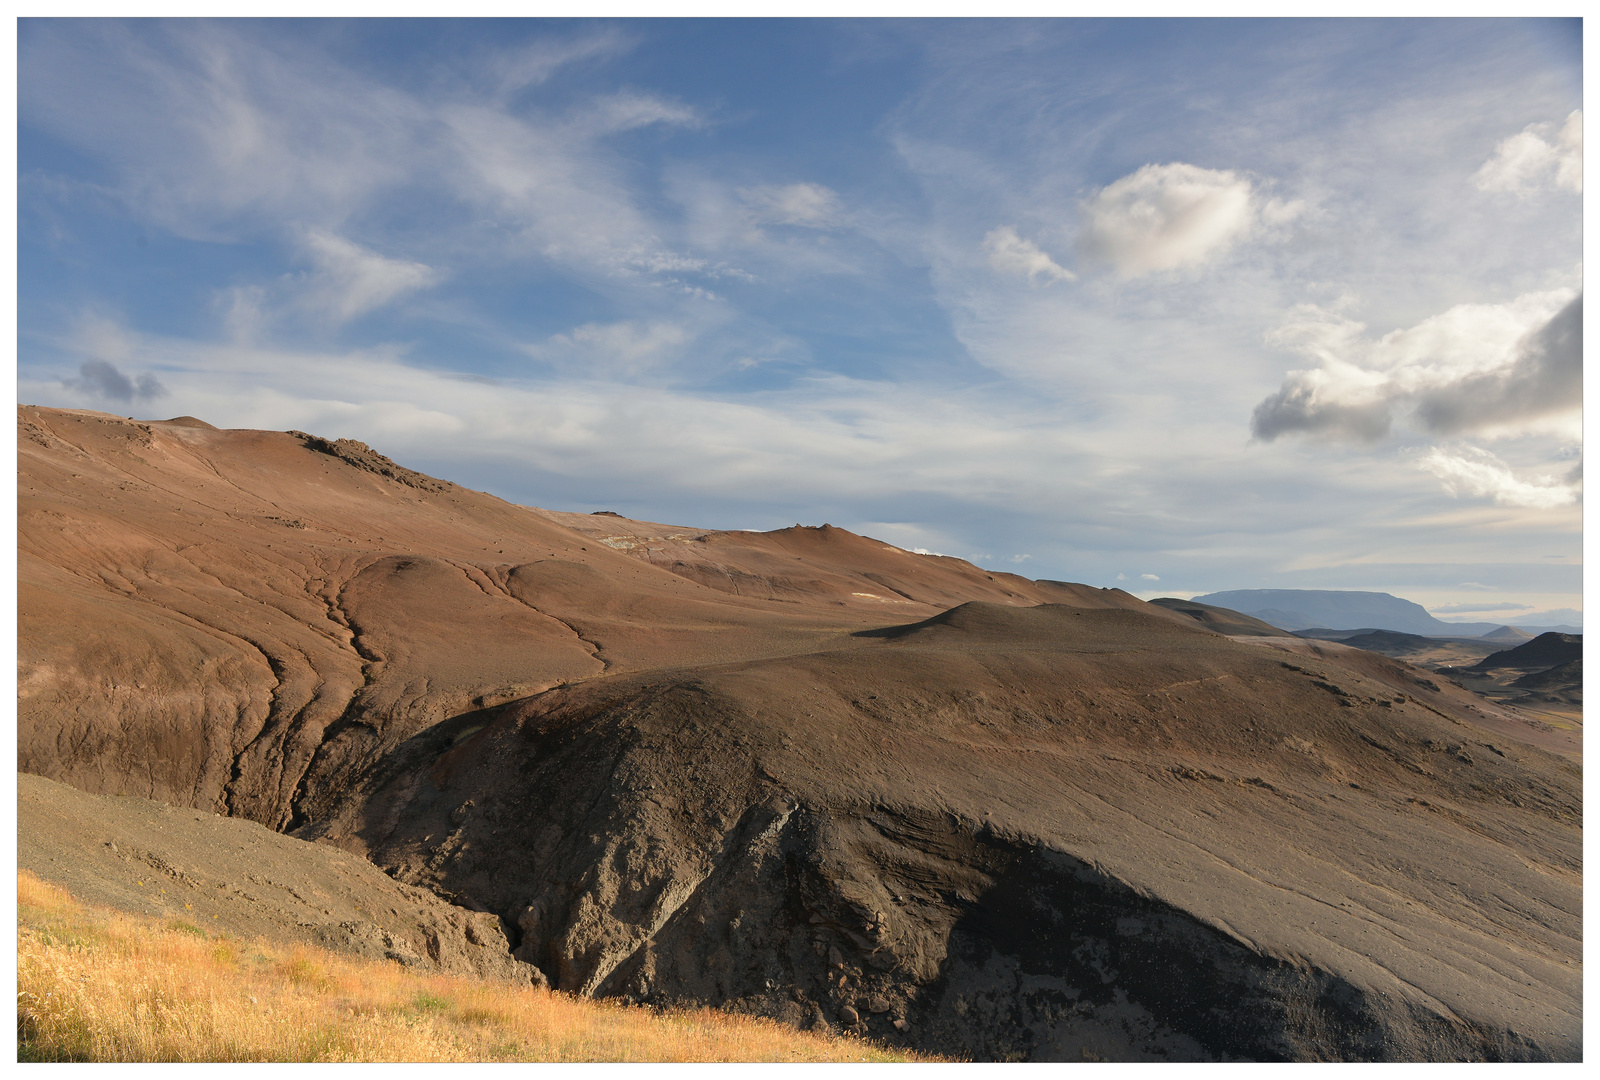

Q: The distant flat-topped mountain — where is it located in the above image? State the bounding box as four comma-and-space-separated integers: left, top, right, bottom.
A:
1192, 589, 1579, 638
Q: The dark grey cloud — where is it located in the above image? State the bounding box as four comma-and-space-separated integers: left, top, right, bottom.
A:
1252, 294, 1581, 443
1414, 294, 1581, 435
67, 359, 167, 402
1250, 384, 1391, 443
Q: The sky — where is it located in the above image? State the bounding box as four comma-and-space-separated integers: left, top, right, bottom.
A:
15, 18, 1584, 626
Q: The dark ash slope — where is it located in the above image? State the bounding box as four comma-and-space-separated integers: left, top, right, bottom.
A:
304, 604, 1581, 1062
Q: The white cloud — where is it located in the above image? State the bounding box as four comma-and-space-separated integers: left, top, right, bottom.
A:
301, 231, 440, 322
982, 226, 1074, 284
1411, 293, 1581, 437
1140, 573, 1160, 581
584, 91, 700, 135
1252, 289, 1580, 443
69, 313, 138, 367
1259, 197, 1307, 227
20, 23, 425, 237
216, 284, 269, 342
1429, 601, 1531, 614
1474, 111, 1582, 195
18, 23, 719, 295
1554, 111, 1583, 192
1077, 163, 1257, 277
488, 31, 632, 99
526, 320, 691, 378
1418, 446, 1578, 510
438, 103, 716, 285
655, 170, 874, 284
739, 182, 844, 228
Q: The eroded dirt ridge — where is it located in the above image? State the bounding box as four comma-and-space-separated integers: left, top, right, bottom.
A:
17, 407, 1582, 1061
21, 407, 1117, 830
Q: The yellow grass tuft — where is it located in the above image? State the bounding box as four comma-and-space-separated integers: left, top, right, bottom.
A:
17, 870, 931, 1062
18, 870, 78, 914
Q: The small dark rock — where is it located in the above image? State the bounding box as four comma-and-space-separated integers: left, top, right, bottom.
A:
839, 1004, 860, 1025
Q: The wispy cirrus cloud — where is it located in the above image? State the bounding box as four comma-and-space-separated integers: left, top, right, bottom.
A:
486, 29, 634, 100
581, 90, 701, 135
300, 231, 441, 322
739, 182, 845, 228
19, 20, 718, 298
523, 319, 693, 379
982, 226, 1073, 284
20, 21, 423, 236
1429, 600, 1532, 614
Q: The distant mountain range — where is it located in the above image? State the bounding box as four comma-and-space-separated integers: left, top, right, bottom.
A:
1191, 589, 1581, 638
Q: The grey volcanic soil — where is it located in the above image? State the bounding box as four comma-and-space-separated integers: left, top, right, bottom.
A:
18, 772, 533, 984
1470, 633, 1582, 673
1147, 597, 1287, 637
16, 407, 1585, 1062
304, 604, 1580, 1062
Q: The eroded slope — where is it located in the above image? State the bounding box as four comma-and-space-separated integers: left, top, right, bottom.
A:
21, 406, 1122, 828
304, 604, 1581, 1061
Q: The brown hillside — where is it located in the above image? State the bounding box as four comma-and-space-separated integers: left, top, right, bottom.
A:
1147, 596, 1288, 636
20, 406, 1131, 828
16, 406, 1582, 1062
301, 601, 1578, 1061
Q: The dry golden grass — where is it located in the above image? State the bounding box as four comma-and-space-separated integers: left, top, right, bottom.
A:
17, 870, 928, 1062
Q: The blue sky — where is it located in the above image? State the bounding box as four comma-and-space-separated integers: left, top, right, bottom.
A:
16, 18, 1584, 625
